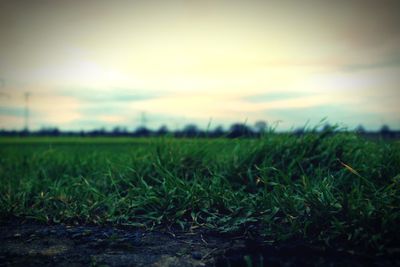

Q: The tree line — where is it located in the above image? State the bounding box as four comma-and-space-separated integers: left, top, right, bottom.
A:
0, 122, 399, 139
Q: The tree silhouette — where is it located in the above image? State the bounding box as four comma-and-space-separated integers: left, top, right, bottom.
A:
156, 125, 169, 136
380, 124, 393, 138
355, 124, 366, 134
133, 126, 151, 137
210, 125, 224, 137
228, 123, 253, 138
181, 124, 199, 137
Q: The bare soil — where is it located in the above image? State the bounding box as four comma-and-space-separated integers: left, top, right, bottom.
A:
0, 218, 397, 266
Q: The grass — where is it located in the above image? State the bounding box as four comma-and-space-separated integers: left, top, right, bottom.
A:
0, 130, 399, 256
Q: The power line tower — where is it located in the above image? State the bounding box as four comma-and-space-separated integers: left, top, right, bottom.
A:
24, 92, 30, 131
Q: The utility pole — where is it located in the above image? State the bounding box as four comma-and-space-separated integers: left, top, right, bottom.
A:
24, 92, 30, 131
140, 111, 147, 128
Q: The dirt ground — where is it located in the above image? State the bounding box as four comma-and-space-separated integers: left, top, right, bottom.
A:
0, 218, 398, 267
0, 218, 229, 267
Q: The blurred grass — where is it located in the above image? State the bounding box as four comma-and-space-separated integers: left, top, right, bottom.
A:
0, 131, 399, 255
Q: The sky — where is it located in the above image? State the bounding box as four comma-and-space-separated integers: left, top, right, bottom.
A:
0, 0, 399, 131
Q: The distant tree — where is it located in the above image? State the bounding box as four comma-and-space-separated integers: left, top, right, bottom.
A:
97, 128, 106, 136
322, 123, 334, 132
38, 127, 60, 136
210, 125, 225, 137
380, 124, 393, 138
293, 127, 305, 136
355, 124, 366, 134
181, 124, 199, 137
112, 126, 122, 136
228, 123, 253, 138
20, 128, 29, 136
121, 127, 128, 135
51, 127, 60, 136
156, 125, 169, 136
88, 128, 106, 137
254, 120, 267, 134
134, 126, 151, 137
380, 124, 390, 134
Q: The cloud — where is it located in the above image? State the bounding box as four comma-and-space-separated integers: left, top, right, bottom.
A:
62, 88, 162, 103
341, 57, 400, 72
0, 107, 24, 117
242, 92, 312, 103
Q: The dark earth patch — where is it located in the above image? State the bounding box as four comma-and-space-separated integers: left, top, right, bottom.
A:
1, 219, 398, 266
1, 218, 224, 267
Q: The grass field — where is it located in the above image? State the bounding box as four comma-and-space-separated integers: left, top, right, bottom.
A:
1, 131, 399, 257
